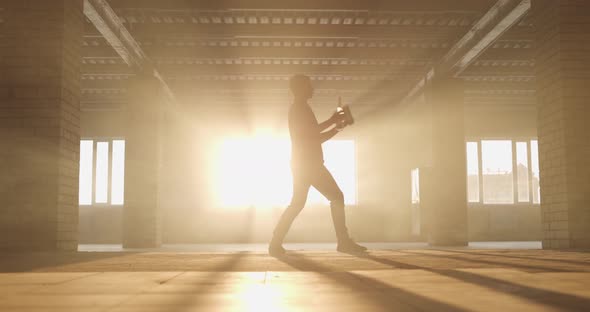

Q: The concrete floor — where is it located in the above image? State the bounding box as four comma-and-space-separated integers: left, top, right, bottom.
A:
1, 243, 589, 311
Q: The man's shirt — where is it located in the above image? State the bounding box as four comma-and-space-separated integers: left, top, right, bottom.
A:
288, 101, 324, 166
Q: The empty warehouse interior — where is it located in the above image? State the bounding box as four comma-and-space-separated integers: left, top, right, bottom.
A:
0, 0, 589, 311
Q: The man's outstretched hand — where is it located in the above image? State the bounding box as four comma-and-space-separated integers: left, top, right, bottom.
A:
329, 111, 348, 132
329, 110, 346, 125
320, 110, 345, 132
334, 112, 348, 131
335, 118, 347, 131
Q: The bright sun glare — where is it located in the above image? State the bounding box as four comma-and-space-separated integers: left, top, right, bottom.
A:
214, 135, 356, 208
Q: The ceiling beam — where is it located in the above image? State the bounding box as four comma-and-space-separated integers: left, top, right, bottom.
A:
85, 24, 469, 41
81, 77, 414, 92
459, 64, 535, 77
401, 0, 531, 103
108, 0, 496, 12
81, 46, 533, 64
83, 0, 175, 101
463, 80, 535, 91
82, 45, 447, 60
443, 0, 531, 75
81, 63, 432, 76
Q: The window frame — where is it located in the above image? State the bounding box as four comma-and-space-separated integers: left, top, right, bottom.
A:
79, 137, 126, 207
515, 141, 531, 203
465, 141, 482, 203
465, 137, 540, 206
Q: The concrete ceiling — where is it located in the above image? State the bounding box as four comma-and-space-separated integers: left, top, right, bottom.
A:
74, 0, 536, 112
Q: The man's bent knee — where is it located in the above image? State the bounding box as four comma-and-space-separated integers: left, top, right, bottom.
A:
329, 191, 345, 208
285, 203, 305, 214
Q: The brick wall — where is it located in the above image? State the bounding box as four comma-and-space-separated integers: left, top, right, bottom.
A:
534, 0, 590, 249
0, 0, 83, 251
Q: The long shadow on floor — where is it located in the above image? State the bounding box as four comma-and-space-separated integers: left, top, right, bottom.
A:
275, 252, 470, 312
165, 211, 259, 312
356, 252, 590, 312
400, 250, 583, 273
0, 251, 135, 272
434, 249, 590, 267
156, 251, 248, 312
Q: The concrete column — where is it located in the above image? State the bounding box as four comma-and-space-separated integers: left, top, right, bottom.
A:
533, 0, 590, 249
423, 78, 468, 246
0, 0, 83, 251
122, 75, 165, 248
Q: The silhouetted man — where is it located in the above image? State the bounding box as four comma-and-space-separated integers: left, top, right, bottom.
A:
269, 74, 367, 256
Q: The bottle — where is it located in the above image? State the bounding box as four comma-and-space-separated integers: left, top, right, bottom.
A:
337, 96, 354, 126
335, 96, 345, 130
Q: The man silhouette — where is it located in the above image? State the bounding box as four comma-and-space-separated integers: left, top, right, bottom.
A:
269, 74, 367, 256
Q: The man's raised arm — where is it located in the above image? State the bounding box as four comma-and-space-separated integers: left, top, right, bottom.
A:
318, 111, 341, 132
319, 128, 340, 143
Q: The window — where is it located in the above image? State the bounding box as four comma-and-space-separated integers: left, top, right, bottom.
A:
482, 140, 513, 204
214, 137, 292, 207
111, 140, 126, 205
95, 142, 109, 203
309, 140, 356, 205
531, 140, 540, 204
516, 142, 529, 202
466, 139, 540, 205
79, 140, 93, 205
214, 137, 356, 208
411, 168, 420, 204
466, 142, 480, 203
410, 168, 421, 236
78, 139, 126, 206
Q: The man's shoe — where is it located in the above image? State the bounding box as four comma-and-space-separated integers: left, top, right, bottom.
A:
268, 243, 286, 257
337, 240, 367, 253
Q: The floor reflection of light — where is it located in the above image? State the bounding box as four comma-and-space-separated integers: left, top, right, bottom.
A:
238, 283, 290, 312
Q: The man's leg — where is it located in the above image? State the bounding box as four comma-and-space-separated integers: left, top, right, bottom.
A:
269, 171, 310, 255
311, 166, 366, 252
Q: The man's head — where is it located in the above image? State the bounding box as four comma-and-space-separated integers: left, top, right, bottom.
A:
289, 74, 314, 100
